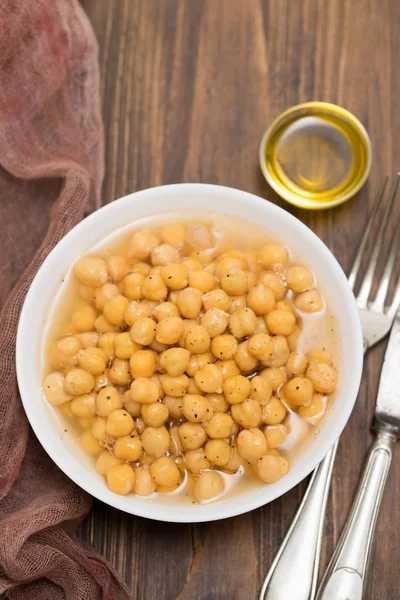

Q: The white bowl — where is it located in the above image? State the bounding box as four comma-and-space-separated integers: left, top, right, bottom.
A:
16, 184, 363, 523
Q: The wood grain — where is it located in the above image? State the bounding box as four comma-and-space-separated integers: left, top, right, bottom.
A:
79, 1, 400, 598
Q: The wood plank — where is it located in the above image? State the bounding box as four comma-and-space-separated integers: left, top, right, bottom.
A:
79, 1, 400, 597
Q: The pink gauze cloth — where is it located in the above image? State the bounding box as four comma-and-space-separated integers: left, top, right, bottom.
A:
0, 1, 132, 598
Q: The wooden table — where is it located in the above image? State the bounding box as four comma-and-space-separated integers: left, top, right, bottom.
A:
79, 2, 400, 598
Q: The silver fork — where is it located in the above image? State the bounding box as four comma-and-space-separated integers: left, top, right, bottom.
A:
259, 174, 400, 600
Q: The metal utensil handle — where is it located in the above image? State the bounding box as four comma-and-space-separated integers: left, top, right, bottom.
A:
316, 430, 395, 600
260, 444, 337, 600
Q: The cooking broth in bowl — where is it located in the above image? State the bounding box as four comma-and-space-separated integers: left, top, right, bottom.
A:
42, 213, 340, 505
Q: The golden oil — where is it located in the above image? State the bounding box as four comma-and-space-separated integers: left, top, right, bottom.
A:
259, 102, 371, 210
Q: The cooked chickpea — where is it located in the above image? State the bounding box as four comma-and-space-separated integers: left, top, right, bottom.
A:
98, 332, 116, 361
282, 376, 313, 406
129, 349, 157, 378
71, 393, 96, 418
74, 256, 108, 287
231, 399, 262, 428
286, 325, 302, 353
134, 466, 157, 496
64, 369, 95, 396
106, 409, 135, 437
286, 352, 308, 377
130, 317, 157, 346
140, 273, 168, 301
150, 456, 181, 487
179, 422, 207, 449
299, 393, 325, 419
107, 463, 136, 495
229, 295, 247, 314
257, 271, 286, 300
141, 402, 169, 427
94, 283, 119, 311
262, 396, 286, 425
188, 270, 216, 293
80, 429, 103, 455
141, 426, 170, 457
215, 256, 245, 279
95, 451, 122, 476
128, 228, 159, 259
234, 340, 259, 374
220, 268, 248, 296
211, 334, 238, 360
194, 471, 224, 502
185, 448, 210, 473
151, 244, 180, 266
250, 376, 272, 403
124, 301, 152, 327
287, 265, 314, 293
201, 307, 229, 338
264, 424, 287, 448
295, 289, 324, 313
113, 332, 138, 360
182, 394, 213, 423
71, 305, 97, 332
206, 393, 230, 413
122, 272, 145, 300
186, 353, 212, 377
248, 333, 273, 361
202, 289, 231, 312
94, 372, 111, 393
91, 416, 107, 442
177, 319, 197, 347
237, 428, 268, 464
156, 316, 184, 345
77, 347, 107, 376
223, 375, 251, 405
152, 301, 179, 321
259, 367, 287, 391
257, 454, 289, 483
79, 416, 96, 430
160, 263, 188, 290
194, 364, 223, 394
164, 395, 184, 419
108, 358, 130, 385
101, 295, 128, 327
267, 311, 295, 338
205, 439, 231, 466
43, 372, 72, 406
75, 331, 98, 350
96, 386, 122, 416
160, 374, 189, 397
55, 335, 82, 367
185, 324, 210, 354
158, 347, 189, 377
307, 348, 332, 364
107, 255, 129, 282
177, 287, 203, 319
228, 307, 256, 339
263, 335, 289, 368
214, 359, 241, 380
160, 223, 186, 248
246, 284, 276, 315
130, 377, 160, 404
258, 243, 288, 269
306, 360, 338, 394
205, 412, 234, 439
114, 434, 142, 461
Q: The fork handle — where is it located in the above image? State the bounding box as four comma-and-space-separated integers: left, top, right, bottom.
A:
259, 444, 337, 600
316, 430, 395, 600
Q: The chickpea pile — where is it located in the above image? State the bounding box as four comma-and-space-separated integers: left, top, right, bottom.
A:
43, 221, 339, 503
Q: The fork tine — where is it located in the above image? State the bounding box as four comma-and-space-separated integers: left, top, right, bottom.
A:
356, 173, 400, 308
370, 223, 400, 312
387, 276, 400, 321
348, 176, 388, 290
